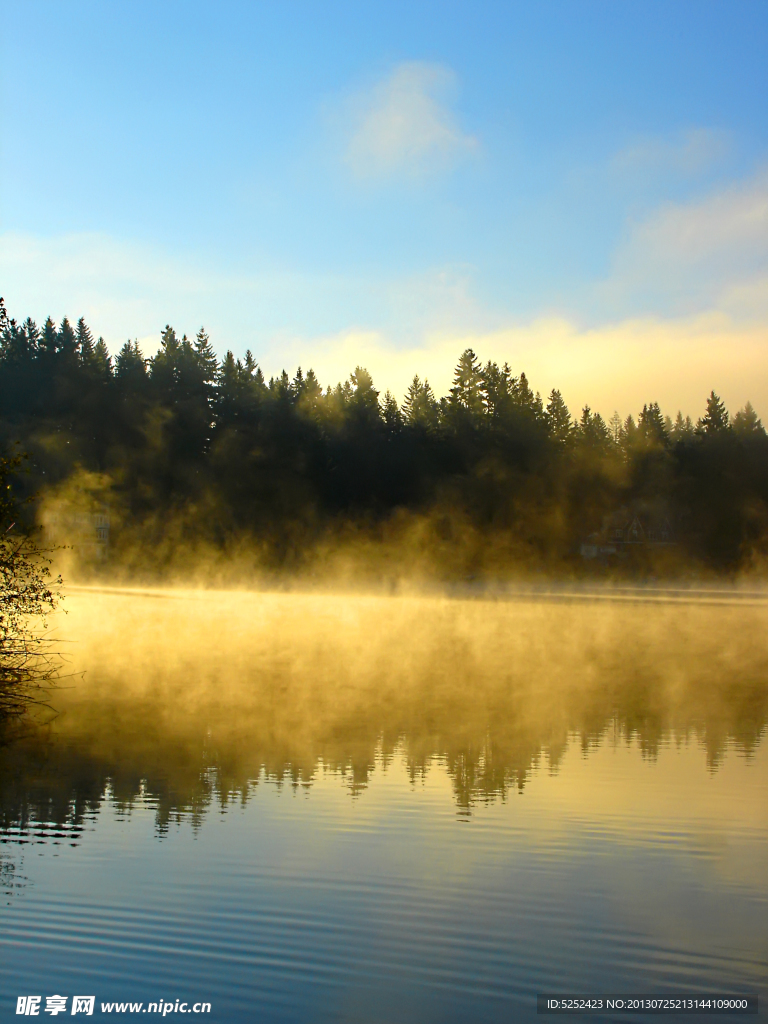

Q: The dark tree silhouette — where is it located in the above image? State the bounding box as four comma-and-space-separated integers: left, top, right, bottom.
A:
0, 297, 766, 574
698, 391, 729, 433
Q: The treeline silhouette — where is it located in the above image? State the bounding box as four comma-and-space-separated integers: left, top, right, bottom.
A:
1, 299, 767, 573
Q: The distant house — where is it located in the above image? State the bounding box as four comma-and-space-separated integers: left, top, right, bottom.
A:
580, 506, 675, 561
45, 508, 110, 560
92, 512, 110, 545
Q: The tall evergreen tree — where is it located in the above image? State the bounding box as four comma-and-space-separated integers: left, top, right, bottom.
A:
621, 414, 638, 454
577, 406, 611, 450
449, 349, 484, 418
58, 317, 78, 361
151, 325, 181, 396
298, 368, 323, 418
194, 327, 219, 400
698, 391, 729, 433
115, 341, 148, 389
638, 402, 667, 446
481, 361, 513, 418
512, 371, 535, 410
670, 411, 694, 442
403, 376, 439, 430
92, 338, 113, 379
76, 317, 95, 364
732, 401, 764, 435
349, 367, 380, 427
382, 391, 404, 433
40, 316, 58, 357
608, 411, 623, 446
545, 389, 573, 446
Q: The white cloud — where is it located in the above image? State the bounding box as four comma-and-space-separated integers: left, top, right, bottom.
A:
0, 230, 335, 350
344, 62, 477, 180
612, 128, 730, 177
0, 231, 213, 337
0, 231, 491, 356
719, 274, 768, 321
601, 168, 768, 315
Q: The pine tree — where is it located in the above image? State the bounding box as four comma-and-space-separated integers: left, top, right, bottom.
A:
382, 391, 404, 432
608, 411, 623, 446
324, 380, 351, 424
403, 375, 439, 429
303, 368, 322, 401
58, 317, 77, 361
76, 317, 95, 364
511, 371, 535, 411
402, 375, 423, 423
545, 389, 573, 445
292, 367, 305, 398
578, 406, 610, 449
24, 319, 40, 356
92, 338, 113, 379
115, 341, 148, 388
481, 360, 512, 417
0, 310, 37, 364
216, 351, 247, 425
670, 411, 694, 442
638, 402, 667, 446
276, 369, 292, 402
151, 325, 181, 396
40, 317, 58, 356
298, 368, 322, 417
349, 367, 380, 426
698, 391, 729, 433
732, 401, 764, 435
449, 349, 484, 418
194, 327, 218, 392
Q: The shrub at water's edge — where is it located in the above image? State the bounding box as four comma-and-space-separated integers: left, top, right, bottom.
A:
0, 451, 62, 717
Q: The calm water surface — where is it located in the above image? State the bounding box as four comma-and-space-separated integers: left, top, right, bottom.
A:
1, 589, 767, 1023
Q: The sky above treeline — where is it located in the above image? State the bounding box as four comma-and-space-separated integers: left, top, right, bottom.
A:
1, 0, 767, 419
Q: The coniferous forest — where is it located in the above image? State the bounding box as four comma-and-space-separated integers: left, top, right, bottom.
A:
1, 298, 767, 580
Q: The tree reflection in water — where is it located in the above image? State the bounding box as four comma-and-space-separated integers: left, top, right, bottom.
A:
1, 589, 766, 834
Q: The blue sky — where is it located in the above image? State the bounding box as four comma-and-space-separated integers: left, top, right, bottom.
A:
2, 0, 767, 416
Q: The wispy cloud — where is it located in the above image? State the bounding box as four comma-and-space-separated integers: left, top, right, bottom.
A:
0, 231, 222, 344
601, 168, 768, 315
344, 62, 477, 180
612, 127, 730, 177
0, 231, 489, 353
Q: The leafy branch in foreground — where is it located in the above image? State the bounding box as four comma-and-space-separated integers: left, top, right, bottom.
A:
0, 452, 62, 717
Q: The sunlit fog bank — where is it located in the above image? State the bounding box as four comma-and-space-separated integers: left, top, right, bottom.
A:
3, 588, 765, 831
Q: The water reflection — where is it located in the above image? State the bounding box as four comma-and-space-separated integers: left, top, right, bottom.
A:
1, 589, 766, 833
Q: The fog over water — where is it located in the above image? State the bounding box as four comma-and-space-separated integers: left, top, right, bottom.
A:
1, 588, 766, 1022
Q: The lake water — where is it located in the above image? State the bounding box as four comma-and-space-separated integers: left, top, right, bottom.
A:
1, 588, 767, 1022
